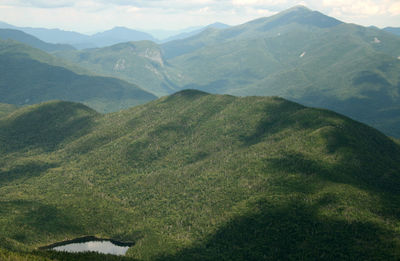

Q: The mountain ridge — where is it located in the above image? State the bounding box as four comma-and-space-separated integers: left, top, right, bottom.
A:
159, 7, 400, 137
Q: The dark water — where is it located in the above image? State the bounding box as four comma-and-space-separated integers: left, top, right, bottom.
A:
52, 240, 130, 255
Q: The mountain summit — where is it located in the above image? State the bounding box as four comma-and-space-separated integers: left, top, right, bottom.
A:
262, 5, 342, 28
91, 26, 157, 46
159, 7, 400, 138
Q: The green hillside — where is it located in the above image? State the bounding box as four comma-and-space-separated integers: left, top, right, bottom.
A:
0, 91, 399, 260
0, 39, 157, 112
54, 41, 181, 96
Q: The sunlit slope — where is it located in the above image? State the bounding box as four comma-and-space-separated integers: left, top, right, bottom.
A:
163, 7, 400, 137
0, 40, 157, 112
0, 91, 399, 260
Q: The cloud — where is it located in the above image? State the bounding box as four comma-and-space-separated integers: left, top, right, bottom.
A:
1, 0, 76, 8
389, 2, 400, 15
0, 0, 399, 32
232, 0, 288, 6
322, 0, 391, 17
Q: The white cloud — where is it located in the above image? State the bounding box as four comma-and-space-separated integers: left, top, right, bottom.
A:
1, 0, 76, 8
256, 8, 277, 16
389, 2, 400, 15
322, 0, 392, 16
0, 0, 399, 32
232, 0, 287, 6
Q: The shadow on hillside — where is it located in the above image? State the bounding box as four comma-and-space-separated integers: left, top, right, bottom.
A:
239, 100, 306, 146
0, 200, 83, 244
0, 161, 57, 186
158, 115, 400, 260
0, 102, 97, 152
157, 197, 399, 261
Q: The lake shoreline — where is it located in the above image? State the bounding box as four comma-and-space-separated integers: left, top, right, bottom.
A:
39, 235, 135, 250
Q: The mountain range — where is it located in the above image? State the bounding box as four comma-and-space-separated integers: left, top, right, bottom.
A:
0, 21, 231, 49
0, 39, 156, 112
52, 6, 400, 138
54, 40, 181, 96
0, 90, 399, 260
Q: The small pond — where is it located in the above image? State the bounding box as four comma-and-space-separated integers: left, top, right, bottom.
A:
41, 236, 134, 256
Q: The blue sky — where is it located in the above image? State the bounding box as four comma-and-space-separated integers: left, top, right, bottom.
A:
0, 0, 399, 33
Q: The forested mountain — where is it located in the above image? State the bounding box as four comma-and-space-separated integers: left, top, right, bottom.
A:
55, 41, 181, 96
162, 6, 400, 137
0, 91, 399, 260
0, 39, 157, 112
53, 6, 400, 137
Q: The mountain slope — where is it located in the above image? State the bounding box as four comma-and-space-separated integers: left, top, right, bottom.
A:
0, 29, 75, 52
54, 41, 182, 96
162, 6, 342, 59
161, 6, 400, 137
0, 39, 157, 112
162, 22, 231, 43
0, 91, 399, 260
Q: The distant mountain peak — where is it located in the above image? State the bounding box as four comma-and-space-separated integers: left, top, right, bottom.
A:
207, 22, 230, 29
109, 26, 134, 32
259, 5, 343, 29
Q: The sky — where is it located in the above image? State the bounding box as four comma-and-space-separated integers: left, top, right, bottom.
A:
0, 0, 399, 34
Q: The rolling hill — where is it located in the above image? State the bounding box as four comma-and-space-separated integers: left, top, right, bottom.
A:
0, 90, 399, 260
0, 28, 75, 52
0, 39, 156, 112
